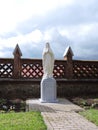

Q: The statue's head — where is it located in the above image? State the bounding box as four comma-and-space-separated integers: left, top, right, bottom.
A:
43, 42, 54, 59
43, 42, 54, 56
46, 42, 50, 48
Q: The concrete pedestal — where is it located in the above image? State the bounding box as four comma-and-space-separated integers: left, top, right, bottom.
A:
40, 77, 58, 103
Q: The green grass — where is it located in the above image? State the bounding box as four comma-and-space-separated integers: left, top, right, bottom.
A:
0, 111, 47, 130
80, 109, 98, 126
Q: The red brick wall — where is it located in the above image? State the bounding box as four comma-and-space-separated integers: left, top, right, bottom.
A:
0, 79, 98, 99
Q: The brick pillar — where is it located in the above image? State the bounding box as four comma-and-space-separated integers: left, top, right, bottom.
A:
13, 44, 22, 78
63, 46, 74, 79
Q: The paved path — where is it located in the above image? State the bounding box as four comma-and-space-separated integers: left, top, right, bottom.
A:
26, 98, 98, 130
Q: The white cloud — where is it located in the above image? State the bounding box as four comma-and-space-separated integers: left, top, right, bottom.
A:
59, 23, 95, 41
0, 0, 73, 34
0, 0, 98, 59
0, 29, 43, 49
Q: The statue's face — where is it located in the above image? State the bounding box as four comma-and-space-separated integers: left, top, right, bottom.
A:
46, 43, 50, 48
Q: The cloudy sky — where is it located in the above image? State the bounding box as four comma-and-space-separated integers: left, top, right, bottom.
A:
0, 0, 98, 60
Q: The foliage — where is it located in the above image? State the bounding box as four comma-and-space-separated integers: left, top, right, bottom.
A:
69, 96, 98, 126
0, 98, 26, 112
0, 111, 47, 130
80, 109, 98, 126
70, 97, 98, 109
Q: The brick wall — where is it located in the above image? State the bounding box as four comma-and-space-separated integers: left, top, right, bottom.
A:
0, 45, 98, 99
0, 79, 98, 99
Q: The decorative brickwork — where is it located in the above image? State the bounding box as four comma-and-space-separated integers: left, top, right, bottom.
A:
0, 45, 98, 79
0, 59, 13, 78
21, 59, 43, 78
0, 45, 98, 99
21, 59, 66, 79
53, 61, 66, 78
73, 60, 98, 79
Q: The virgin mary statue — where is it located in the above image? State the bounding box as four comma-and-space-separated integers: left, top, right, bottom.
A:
42, 43, 54, 78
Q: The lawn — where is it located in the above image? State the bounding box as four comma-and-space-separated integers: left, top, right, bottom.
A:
0, 111, 47, 130
69, 96, 98, 126
80, 109, 98, 126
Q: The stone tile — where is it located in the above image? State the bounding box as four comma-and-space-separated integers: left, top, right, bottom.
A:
26, 98, 98, 130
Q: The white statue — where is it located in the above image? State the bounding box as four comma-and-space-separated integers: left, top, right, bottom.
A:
42, 43, 54, 78
40, 42, 58, 103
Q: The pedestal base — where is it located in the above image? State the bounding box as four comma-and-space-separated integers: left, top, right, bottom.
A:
40, 77, 58, 103
39, 98, 58, 103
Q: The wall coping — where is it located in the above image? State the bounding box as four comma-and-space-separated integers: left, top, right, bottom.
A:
0, 78, 98, 83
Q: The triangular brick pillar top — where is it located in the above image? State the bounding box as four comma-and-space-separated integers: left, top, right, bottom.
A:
13, 44, 22, 78
63, 46, 74, 61
63, 46, 74, 79
13, 44, 22, 57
